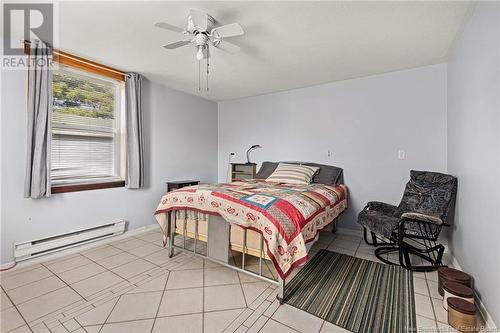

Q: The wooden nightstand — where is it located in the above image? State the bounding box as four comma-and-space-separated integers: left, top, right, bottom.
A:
231, 163, 256, 181
166, 180, 199, 192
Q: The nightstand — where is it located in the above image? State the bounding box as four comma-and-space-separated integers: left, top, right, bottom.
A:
231, 163, 256, 181
166, 180, 200, 192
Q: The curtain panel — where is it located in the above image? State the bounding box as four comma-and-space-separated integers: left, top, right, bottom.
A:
125, 73, 144, 189
24, 43, 53, 199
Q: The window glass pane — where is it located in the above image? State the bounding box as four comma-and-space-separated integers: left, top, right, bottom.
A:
51, 66, 122, 183
53, 70, 115, 120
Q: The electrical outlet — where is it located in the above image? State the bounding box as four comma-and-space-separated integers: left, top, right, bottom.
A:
398, 150, 406, 160
327, 150, 332, 158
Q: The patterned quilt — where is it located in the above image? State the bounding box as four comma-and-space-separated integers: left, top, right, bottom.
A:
154, 179, 347, 278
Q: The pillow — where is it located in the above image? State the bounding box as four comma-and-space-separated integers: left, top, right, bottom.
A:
255, 161, 344, 185
265, 163, 319, 185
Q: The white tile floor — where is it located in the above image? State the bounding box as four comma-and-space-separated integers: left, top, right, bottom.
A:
0, 226, 482, 333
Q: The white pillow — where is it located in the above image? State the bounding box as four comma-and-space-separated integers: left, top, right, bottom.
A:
265, 163, 319, 185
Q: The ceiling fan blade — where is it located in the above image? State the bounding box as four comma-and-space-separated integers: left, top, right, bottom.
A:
214, 40, 240, 53
154, 21, 185, 33
163, 40, 191, 49
189, 9, 208, 31
211, 23, 244, 38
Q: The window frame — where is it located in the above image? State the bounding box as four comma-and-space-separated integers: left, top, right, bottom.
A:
51, 65, 125, 188
25, 42, 127, 193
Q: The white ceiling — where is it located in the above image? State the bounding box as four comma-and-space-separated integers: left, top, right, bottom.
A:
55, 1, 475, 101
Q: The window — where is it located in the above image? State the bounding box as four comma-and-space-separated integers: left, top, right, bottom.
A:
51, 64, 125, 191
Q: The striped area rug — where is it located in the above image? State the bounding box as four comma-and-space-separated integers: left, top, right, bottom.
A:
284, 249, 416, 333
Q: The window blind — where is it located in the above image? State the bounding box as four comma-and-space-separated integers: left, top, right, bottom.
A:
51, 112, 117, 182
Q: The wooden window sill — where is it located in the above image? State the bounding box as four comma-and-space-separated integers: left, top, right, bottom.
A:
51, 180, 125, 194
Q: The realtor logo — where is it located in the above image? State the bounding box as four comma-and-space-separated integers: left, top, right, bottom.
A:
3, 3, 53, 55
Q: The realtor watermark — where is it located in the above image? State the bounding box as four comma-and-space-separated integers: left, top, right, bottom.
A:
2, 3, 54, 69
417, 326, 499, 332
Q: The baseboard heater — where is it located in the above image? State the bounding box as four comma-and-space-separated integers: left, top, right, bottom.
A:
14, 221, 126, 262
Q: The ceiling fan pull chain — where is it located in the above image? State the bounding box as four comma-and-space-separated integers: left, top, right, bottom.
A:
206, 57, 209, 91
198, 60, 201, 91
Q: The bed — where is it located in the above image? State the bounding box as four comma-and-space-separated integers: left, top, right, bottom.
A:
154, 161, 347, 302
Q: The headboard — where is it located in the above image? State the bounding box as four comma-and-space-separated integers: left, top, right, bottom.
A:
255, 161, 344, 185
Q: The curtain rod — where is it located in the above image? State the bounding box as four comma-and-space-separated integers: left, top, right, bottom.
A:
22, 40, 131, 78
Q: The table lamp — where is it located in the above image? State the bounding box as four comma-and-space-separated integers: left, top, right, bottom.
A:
246, 145, 262, 164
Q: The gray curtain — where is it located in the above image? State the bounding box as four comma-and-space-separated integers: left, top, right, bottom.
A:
24, 43, 53, 198
125, 73, 144, 189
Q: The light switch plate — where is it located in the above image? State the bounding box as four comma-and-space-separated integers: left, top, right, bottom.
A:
398, 150, 406, 160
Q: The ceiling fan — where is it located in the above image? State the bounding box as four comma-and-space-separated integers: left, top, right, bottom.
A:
154, 9, 245, 91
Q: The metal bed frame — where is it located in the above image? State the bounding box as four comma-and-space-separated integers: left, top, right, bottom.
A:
166, 211, 286, 303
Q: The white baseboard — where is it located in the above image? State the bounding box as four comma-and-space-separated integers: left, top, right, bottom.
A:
450, 253, 498, 330
0, 261, 17, 270
1, 223, 160, 272
477, 299, 499, 331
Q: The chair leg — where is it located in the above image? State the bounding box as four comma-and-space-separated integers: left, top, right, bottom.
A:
363, 228, 379, 246
373, 241, 445, 272
402, 252, 445, 271
395, 230, 446, 271
398, 228, 412, 270
402, 248, 412, 270
402, 243, 446, 272
374, 246, 399, 265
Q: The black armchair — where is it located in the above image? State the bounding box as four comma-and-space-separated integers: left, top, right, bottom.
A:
358, 170, 457, 272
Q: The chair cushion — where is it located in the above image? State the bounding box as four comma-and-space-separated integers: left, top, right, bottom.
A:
359, 205, 441, 239
358, 208, 400, 239
265, 163, 319, 185
395, 170, 457, 222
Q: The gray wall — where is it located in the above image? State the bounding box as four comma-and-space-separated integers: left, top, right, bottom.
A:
0, 69, 218, 265
447, 2, 500, 325
218, 64, 448, 229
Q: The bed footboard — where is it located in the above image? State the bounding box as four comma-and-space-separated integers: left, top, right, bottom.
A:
166, 210, 286, 303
